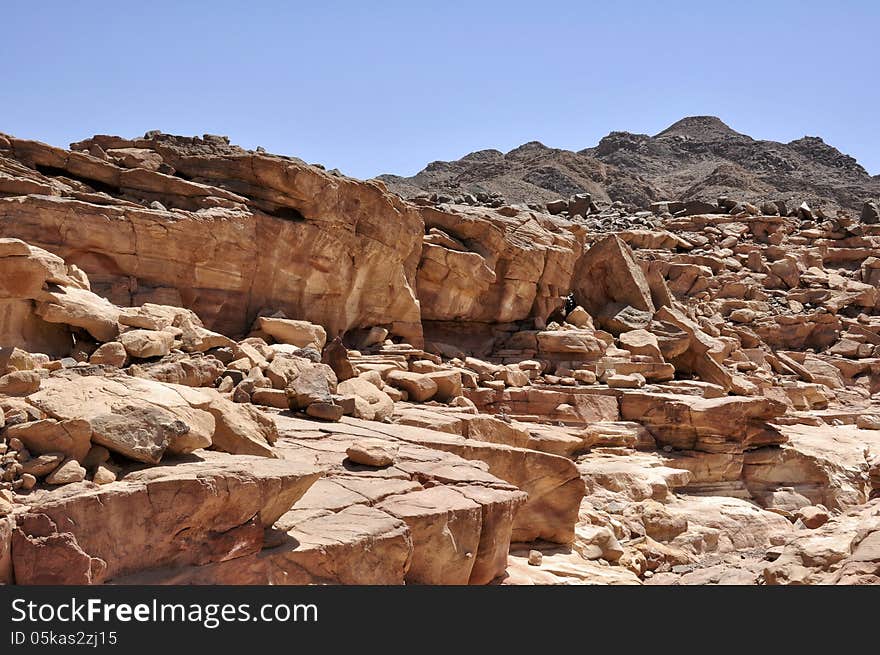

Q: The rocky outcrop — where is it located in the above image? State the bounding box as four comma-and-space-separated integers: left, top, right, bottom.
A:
418, 204, 584, 328
0, 133, 425, 343
11, 452, 323, 584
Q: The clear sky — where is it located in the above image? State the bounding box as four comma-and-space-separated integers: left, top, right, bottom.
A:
3, 1, 878, 179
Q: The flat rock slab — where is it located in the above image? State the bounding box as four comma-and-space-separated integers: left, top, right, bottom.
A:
116, 505, 413, 585
619, 391, 787, 452
274, 412, 584, 544
11, 451, 323, 584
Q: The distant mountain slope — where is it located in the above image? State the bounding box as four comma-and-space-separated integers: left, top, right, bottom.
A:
380, 116, 879, 212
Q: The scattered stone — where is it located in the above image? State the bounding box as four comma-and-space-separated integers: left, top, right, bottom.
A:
305, 402, 344, 422
0, 370, 41, 396
118, 330, 174, 359
45, 458, 86, 485
345, 441, 398, 467
88, 342, 128, 367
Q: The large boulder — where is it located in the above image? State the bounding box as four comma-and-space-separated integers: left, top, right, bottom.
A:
337, 376, 394, 421
205, 396, 279, 458
255, 316, 327, 350
26, 376, 216, 463
416, 204, 584, 327
118, 329, 175, 358
620, 392, 787, 453
572, 235, 655, 331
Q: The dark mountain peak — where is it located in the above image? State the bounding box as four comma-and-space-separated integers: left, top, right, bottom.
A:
655, 115, 741, 140
460, 148, 504, 163
506, 141, 552, 158
380, 117, 879, 212
587, 131, 651, 157
504, 141, 553, 159
787, 136, 869, 177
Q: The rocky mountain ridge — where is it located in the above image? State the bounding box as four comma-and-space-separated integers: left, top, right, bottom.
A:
380, 115, 880, 213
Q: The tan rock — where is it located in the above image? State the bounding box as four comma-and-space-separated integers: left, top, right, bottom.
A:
377, 486, 482, 584
256, 317, 327, 350
27, 376, 215, 463
321, 336, 355, 381
620, 391, 786, 452
386, 370, 438, 402
573, 235, 655, 330
92, 464, 118, 485
11, 452, 323, 583
250, 388, 289, 409
21, 453, 65, 478
337, 376, 394, 421
606, 373, 646, 389
619, 329, 663, 360
35, 286, 120, 342
6, 418, 91, 462
857, 414, 880, 431
0, 369, 41, 395
45, 458, 86, 485
206, 397, 278, 458
565, 306, 593, 329
795, 505, 830, 529
573, 524, 624, 562
305, 402, 344, 421
1, 135, 425, 344
88, 342, 128, 367
424, 370, 462, 401
128, 355, 225, 387
0, 346, 35, 374
346, 441, 398, 467
416, 204, 583, 325
118, 329, 174, 359
285, 363, 336, 409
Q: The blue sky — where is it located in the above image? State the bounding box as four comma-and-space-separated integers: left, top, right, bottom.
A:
3, 1, 878, 179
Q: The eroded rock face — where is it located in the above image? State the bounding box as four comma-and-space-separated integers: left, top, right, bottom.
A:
619, 392, 787, 453
764, 499, 880, 585
417, 204, 584, 325
0, 133, 425, 343
11, 452, 323, 584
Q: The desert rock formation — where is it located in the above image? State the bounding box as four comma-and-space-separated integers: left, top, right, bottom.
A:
1, 125, 880, 586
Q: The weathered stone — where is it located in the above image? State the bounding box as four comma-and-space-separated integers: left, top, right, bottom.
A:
305, 402, 344, 422
256, 317, 327, 350
206, 397, 278, 458
0, 370, 41, 396
88, 342, 128, 367
346, 440, 398, 467
337, 376, 394, 421
286, 364, 335, 409
386, 370, 438, 402
118, 329, 174, 359
11, 452, 323, 583
27, 376, 215, 463
6, 419, 91, 462
322, 336, 355, 381
573, 235, 655, 330
45, 458, 86, 485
